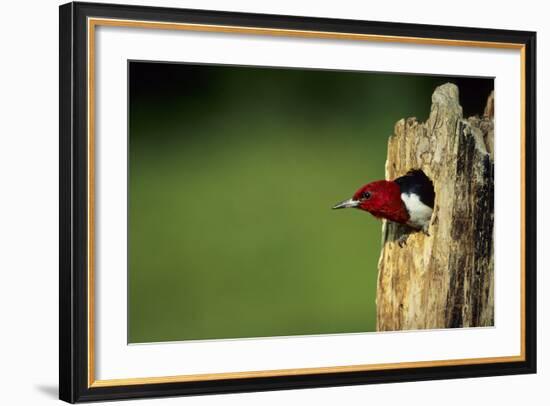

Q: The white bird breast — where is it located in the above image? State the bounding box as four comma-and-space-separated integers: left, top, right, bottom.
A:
400, 193, 433, 230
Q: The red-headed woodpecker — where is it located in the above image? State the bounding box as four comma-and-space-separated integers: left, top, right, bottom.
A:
333, 169, 435, 235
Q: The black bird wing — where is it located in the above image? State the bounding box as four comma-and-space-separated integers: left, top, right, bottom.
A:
393, 170, 435, 208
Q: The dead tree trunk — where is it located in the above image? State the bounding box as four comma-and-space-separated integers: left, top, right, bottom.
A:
376, 83, 494, 331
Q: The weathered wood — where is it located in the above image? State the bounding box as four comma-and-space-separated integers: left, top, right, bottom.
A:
376, 83, 494, 331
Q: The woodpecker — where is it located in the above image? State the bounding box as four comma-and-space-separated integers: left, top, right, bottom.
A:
333, 169, 435, 237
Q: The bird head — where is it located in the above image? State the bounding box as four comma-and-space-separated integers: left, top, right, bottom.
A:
332, 180, 408, 223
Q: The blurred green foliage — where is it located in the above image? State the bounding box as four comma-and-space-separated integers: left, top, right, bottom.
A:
128, 63, 476, 343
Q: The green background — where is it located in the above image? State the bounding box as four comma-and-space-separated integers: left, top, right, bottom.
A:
128, 62, 492, 343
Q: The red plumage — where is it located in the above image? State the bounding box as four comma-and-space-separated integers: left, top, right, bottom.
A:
352, 180, 410, 224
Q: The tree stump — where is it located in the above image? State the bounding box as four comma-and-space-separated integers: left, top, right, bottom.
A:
376, 83, 494, 331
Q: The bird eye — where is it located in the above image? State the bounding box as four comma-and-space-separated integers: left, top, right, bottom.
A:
361, 191, 371, 200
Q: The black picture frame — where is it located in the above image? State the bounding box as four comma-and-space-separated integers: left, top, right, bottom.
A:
60, 1, 537, 403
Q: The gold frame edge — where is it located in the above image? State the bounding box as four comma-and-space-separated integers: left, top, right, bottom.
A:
86, 17, 527, 388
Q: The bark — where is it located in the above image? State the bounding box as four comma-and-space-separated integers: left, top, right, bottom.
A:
376, 83, 494, 331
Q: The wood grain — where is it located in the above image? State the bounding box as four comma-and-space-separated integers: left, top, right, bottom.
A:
377, 84, 495, 331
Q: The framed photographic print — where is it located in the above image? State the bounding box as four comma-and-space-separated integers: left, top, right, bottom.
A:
59, 1, 537, 403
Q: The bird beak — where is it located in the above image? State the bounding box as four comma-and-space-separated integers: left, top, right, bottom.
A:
332, 198, 360, 209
